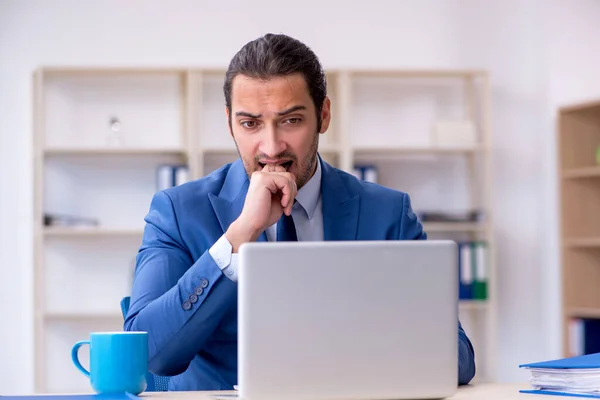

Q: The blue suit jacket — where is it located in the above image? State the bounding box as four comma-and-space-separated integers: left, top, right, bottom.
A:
124, 156, 476, 390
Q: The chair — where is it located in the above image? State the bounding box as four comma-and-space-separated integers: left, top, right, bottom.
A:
120, 296, 171, 392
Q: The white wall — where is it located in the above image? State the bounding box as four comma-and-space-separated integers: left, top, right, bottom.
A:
2, 0, 600, 393
451, 0, 551, 381
541, 0, 600, 362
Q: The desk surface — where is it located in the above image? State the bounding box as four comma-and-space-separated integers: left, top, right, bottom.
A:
140, 383, 545, 400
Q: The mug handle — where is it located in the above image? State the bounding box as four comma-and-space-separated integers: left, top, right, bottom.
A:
71, 340, 91, 378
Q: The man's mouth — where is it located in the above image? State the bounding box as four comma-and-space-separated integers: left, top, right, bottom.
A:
259, 161, 293, 171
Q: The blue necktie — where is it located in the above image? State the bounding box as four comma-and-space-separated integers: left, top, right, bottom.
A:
276, 212, 298, 241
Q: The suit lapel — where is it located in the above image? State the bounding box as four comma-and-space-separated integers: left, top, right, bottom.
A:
208, 159, 268, 242
208, 159, 248, 235
320, 157, 360, 241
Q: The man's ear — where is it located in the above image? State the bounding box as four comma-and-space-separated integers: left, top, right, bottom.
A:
319, 96, 332, 134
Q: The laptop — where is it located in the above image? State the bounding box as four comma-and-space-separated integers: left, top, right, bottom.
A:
236, 240, 459, 400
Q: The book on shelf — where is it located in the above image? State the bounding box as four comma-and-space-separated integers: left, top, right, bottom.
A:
156, 164, 189, 191
43, 213, 99, 228
458, 241, 488, 301
519, 352, 600, 398
352, 164, 378, 183
416, 209, 484, 223
569, 318, 600, 357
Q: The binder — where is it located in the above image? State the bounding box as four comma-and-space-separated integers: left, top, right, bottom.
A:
174, 165, 189, 186
519, 353, 600, 398
519, 390, 600, 398
156, 164, 174, 191
156, 164, 189, 191
353, 164, 378, 183
457, 241, 489, 301
569, 318, 600, 357
458, 242, 473, 300
363, 165, 378, 183
472, 241, 488, 300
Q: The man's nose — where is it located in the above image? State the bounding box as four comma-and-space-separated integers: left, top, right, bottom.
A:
259, 126, 286, 158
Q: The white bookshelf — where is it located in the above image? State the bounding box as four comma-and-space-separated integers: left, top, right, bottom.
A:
33, 67, 496, 392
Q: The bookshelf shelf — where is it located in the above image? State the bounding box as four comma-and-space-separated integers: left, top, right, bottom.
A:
559, 99, 600, 114
566, 307, 600, 319
201, 146, 238, 154
459, 300, 489, 311
559, 99, 600, 358
45, 312, 123, 322
353, 145, 484, 155
562, 166, 600, 179
33, 66, 496, 391
423, 222, 487, 233
352, 146, 486, 164
44, 147, 185, 156
43, 227, 144, 237
564, 237, 600, 248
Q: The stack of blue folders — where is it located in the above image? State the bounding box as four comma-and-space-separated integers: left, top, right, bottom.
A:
520, 353, 600, 398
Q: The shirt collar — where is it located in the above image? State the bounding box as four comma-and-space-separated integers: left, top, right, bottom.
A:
294, 157, 321, 220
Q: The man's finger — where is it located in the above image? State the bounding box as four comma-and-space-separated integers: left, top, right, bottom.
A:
262, 164, 286, 173
263, 174, 297, 201
278, 177, 295, 210
267, 170, 296, 180
265, 174, 296, 210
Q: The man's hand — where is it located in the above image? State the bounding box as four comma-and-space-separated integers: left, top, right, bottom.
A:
225, 164, 297, 252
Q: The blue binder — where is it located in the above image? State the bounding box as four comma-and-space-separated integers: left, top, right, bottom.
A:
519, 353, 600, 398
457, 242, 472, 300
581, 319, 600, 355
520, 390, 600, 398
0, 395, 139, 400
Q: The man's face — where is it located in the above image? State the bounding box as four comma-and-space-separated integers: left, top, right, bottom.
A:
226, 73, 331, 190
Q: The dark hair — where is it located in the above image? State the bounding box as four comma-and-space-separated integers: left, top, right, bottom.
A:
223, 33, 327, 131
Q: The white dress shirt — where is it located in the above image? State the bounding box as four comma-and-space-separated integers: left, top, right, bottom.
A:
209, 159, 324, 281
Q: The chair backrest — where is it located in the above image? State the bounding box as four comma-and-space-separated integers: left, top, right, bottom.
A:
119, 297, 130, 320
120, 296, 170, 392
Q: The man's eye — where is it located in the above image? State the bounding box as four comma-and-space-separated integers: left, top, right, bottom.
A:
241, 121, 257, 129
284, 118, 301, 124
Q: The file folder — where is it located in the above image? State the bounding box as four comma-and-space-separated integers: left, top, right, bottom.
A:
472, 241, 488, 300
456, 241, 489, 301
458, 242, 473, 300
519, 353, 600, 398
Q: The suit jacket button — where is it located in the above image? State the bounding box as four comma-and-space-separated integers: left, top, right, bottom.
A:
189, 294, 198, 304
195, 287, 204, 296
201, 278, 209, 288
182, 300, 192, 311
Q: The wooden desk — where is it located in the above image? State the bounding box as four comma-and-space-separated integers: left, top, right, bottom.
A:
140, 383, 543, 399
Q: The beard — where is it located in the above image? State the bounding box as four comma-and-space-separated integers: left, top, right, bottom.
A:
235, 132, 319, 191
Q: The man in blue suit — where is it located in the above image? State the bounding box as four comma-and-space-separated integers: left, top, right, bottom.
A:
124, 33, 476, 390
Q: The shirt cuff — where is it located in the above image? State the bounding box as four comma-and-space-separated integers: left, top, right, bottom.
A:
209, 234, 238, 282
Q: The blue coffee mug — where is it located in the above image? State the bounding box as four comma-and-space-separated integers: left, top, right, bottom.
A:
71, 331, 148, 394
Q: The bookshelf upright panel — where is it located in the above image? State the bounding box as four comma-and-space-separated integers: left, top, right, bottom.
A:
33, 68, 191, 393
559, 100, 600, 358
